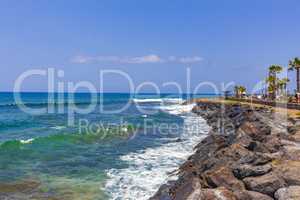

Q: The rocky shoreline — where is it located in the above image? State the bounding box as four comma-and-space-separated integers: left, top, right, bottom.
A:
150, 100, 300, 200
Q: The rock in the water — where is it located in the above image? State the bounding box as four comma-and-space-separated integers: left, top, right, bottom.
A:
243, 172, 286, 196
149, 182, 174, 200
0, 180, 40, 193
274, 186, 300, 200
205, 166, 245, 191
233, 164, 272, 179
150, 176, 203, 200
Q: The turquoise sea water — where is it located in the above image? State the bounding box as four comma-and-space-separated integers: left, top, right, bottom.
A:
0, 93, 214, 199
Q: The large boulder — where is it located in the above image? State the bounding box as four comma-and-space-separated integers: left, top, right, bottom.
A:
150, 175, 202, 200
205, 167, 245, 191
200, 187, 237, 200
274, 160, 300, 185
237, 121, 271, 141
282, 145, 300, 160
214, 143, 271, 165
180, 134, 229, 175
243, 172, 286, 196
234, 190, 273, 200
149, 182, 174, 200
287, 125, 299, 134
233, 164, 272, 179
274, 186, 300, 200
291, 131, 300, 142
263, 135, 282, 153
235, 133, 254, 150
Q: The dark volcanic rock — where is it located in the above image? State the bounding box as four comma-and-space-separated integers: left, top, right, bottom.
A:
282, 145, 300, 160
150, 175, 201, 200
243, 172, 286, 196
149, 182, 174, 200
237, 121, 271, 142
274, 160, 300, 185
200, 187, 237, 200
263, 135, 282, 153
233, 164, 272, 179
234, 190, 273, 200
274, 186, 300, 200
204, 166, 245, 191
290, 131, 300, 142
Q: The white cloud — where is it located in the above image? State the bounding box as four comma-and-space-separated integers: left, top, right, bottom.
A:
71, 55, 120, 64
71, 54, 203, 64
124, 54, 163, 64
177, 56, 203, 63
97, 56, 120, 62
71, 55, 93, 64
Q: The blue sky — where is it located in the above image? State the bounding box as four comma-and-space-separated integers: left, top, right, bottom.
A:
1, 0, 300, 93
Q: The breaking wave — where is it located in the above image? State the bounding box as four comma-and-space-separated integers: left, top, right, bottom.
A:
105, 99, 209, 200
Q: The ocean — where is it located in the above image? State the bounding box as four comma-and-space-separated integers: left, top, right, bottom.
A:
0, 92, 213, 200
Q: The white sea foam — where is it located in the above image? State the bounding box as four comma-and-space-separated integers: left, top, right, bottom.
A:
121, 127, 128, 132
159, 103, 196, 115
105, 111, 209, 199
133, 97, 194, 115
19, 138, 35, 144
161, 98, 184, 104
132, 98, 184, 104
132, 98, 163, 103
51, 126, 66, 130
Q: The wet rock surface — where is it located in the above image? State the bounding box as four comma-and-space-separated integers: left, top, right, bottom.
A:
150, 101, 300, 200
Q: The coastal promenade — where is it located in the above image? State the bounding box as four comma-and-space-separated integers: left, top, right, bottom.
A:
226, 97, 300, 110
188, 97, 300, 118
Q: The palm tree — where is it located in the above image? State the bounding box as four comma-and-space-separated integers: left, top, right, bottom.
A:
288, 57, 300, 93
239, 86, 246, 96
234, 85, 246, 98
267, 65, 283, 99
278, 78, 290, 96
266, 76, 275, 97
